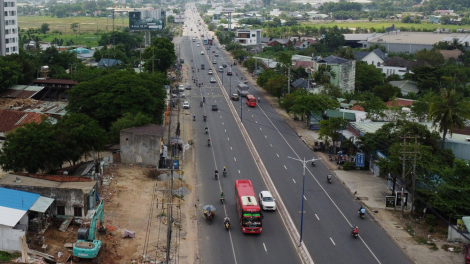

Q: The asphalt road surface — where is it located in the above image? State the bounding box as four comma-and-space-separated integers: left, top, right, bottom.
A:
177, 4, 413, 264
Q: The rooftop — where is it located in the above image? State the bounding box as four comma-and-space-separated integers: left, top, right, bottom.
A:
121, 124, 165, 136
0, 109, 45, 133
368, 32, 470, 45
0, 85, 45, 99
0, 174, 96, 193
0, 187, 39, 227
33, 79, 78, 85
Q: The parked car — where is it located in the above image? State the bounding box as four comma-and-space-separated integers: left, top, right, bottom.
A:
259, 191, 277, 211
183, 101, 190, 109
178, 85, 185, 92
210, 77, 216, 83
179, 92, 185, 98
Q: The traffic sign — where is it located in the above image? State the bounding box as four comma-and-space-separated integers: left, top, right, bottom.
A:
356, 153, 365, 167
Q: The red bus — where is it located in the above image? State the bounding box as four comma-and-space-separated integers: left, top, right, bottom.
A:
246, 95, 257, 107
235, 180, 262, 233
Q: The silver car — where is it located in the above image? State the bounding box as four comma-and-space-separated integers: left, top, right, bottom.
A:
259, 191, 276, 211
210, 77, 216, 83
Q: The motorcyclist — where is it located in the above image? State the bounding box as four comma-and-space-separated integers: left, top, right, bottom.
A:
224, 215, 230, 223
223, 167, 227, 176
208, 139, 211, 146
205, 127, 208, 133
220, 192, 225, 200
203, 97, 205, 103
359, 206, 366, 216
193, 115, 196, 121
215, 169, 218, 178
258, 97, 261, 103
203, 115, 207, 121
327, 174, 332, 181
352, 225, 359, 235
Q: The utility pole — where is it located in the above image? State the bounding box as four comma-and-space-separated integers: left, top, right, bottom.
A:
287, 67, 291, 94
399, 135, 420, 217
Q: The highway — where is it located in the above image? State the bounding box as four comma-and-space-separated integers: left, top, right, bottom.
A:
177, 5, 302, 264
178, 4, 413, 264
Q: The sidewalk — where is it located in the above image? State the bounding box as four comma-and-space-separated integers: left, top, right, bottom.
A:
222, 48, 463, 263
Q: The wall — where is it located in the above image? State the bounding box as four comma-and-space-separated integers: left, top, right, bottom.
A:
371, 42, 433, 54
120, 131, 161, 166
0, 226, 24, 252
381, 65, 407, 77
443, 140, 470, 162
447, 225, 470, 243
338, 60, 356, 93
362, 52, 384, 67
0, 185, 92, 217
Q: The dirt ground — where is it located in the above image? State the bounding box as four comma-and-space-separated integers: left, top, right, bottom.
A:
33, 160, 198, 264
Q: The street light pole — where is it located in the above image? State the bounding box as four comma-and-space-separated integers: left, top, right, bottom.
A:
287, 156, 322, 246
338, 112, 345, 169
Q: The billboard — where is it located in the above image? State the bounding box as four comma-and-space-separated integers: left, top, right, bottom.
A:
174, 15, 185, 23
129, 10, 165, 31
356, 153, 365, 167
220, 8, 235, 12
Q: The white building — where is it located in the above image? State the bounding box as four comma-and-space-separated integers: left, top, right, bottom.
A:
0, 0, 19, 55
234, 29, 262, 47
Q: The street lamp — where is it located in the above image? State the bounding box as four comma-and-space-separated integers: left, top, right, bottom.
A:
338, 112, 345, 169
287, 156, 322, 246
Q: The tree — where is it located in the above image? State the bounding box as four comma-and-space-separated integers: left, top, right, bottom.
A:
109, 112, 153, 143
142, 37, 176, 73
415, 49, 444, 65
320, 30, 345, 51
428, 87, 470, 148
40, 23, 50, 34
263, 75, 287, 97
55, 113, 107, 165
0, 57, 22, 91
411, 92, 434, 122
67, 71, 168, 130
167, 15, 175, 24
373, 83, 402, 102
2, 49, 37, 85
355, 62, 384, 92
361, 93, 387, 121
70, 22, 79, 34
243, 58, 256, 73
256, 69, 278, 87
319, 117, 347, 148
0, 120, 63, 173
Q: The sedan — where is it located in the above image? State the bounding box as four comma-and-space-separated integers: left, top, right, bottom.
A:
210, 77, 216, 83
212, 104, 218, 111
183, 101, 190, 109
259, 191, 276, 211
197, 44, 200, 47
186, 85, 192, 90
222, 63, 227, 68
200, 51, 204, 55
214, 53, 219, 57
208, 70, 213, 75
212, 60, 217, 64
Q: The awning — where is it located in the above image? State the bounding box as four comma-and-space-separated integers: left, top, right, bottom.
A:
29, 196, 54, 213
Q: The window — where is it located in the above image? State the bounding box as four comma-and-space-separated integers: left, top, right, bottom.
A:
371, 61, 374, 65
4, 11, 7, 16
3, 2, 6, 7
377, 62, 381, 67
5, 39, 9, 44
252, 34, 255, 37
5, 48, 9, 53
74, 207, 82, 217
57, 206, 65, 215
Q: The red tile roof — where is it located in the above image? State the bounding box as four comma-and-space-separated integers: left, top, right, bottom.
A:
294, 61, 314, 69
0, 109, 45, 133
386, 98, 415, 107
350, 105, 365, 111
294, 39, 318, 47
12, 172, 93, 182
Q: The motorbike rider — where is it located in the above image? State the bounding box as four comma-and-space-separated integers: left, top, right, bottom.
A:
208, 139, 211, 145
220, 192, 225, 200
203, 97, 205, 103
258, 97, 261, 103
223, 167, 226, 174
224, 215, 230, 224
359, 206, 366, 215
352, 225, 359, 235
193, 115, 196, 121
203, 115, 207, 121
327, 174, 332, 181
215, 169, 218, 178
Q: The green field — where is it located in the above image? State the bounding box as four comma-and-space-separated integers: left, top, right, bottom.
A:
302, 20, 470, 32
18, 15, 130, 47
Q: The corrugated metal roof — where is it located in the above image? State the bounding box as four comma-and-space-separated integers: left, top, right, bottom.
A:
0, 187, 39, 227
30, 196, 54, 213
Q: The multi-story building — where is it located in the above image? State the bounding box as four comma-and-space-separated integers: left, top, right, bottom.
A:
313, 55, 356, 93
234, 29, 262, 48
0, 0, 19, 56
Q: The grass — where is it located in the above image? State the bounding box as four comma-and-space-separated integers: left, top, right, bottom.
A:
0, 250, 20, 261
406, 224, 439, 251
301, 20, 470, 31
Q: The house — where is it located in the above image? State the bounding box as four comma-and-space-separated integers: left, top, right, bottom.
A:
266, 38, 291, 47
294, 61, 315, 74
433, 10, 454, 15
0, 173, 99, 221
389, 80, 419, 95
97, 58, 123, 69
0, 187, 53, 253
294, 39, 317, 50
314, 55, 356, 93
385, 98, 415, 107
429, 15, 441, 24
234, 29, 262, 48
439, 49, 463, 60
291, 78, 310, 89
354, 48, 387, 68
269, 9, 282, 17
0, 109, 44, 138
0, 85, 45, 99
32, 79, 78, 101
288, 11, 302, 19
381, 56, 429, 77
120, 124, 165, 167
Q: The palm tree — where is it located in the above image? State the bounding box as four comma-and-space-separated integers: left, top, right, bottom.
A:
428, 87, 470, 148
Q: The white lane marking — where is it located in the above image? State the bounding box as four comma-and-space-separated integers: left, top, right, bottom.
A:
303, 195, 307, 200
252, 115, 254, 117
225, 129, 227, 132
276, 154, 279, 157
230, 147, 232, 150
315, 214, 320, 220
238, 170, 241, 174
330, 237, 336, 246
260, 127, 262, 130
220, 115, 222, 118
265, 135, 267, 138
234, 157, 237, 161
222, 122, 224, 125
263, 243, 267, 253
227, 137, 230, 141
255, 121, 258, 123
270, 144, 273, 147
284, 165, 287, 169
292, 179, 296, 183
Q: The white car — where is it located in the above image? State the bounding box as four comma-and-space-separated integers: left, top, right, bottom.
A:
210, 77, 216, 83
259, 191, 276, 211
200, 51, 204, 55
183, 101, 190, 109
178, 85, 185, 92
208, 70, 213, 75
197, 44, 200, 47
179, 92, 185, 98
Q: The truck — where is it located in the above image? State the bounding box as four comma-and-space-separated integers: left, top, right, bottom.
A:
237, 83, 249, 97
73, 201, 106, 264
203, 38, 208, 45
208, 39, 213, 45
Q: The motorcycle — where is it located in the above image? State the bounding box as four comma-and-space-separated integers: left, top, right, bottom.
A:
200, 102, 203, 107
208, 140, 211, 147
224, 221, 230, 231
220, 196, 225, 203
312, 161, 316, 167
359, 212, 365, 219
193, 116, 196, 121
204, 116, 207, 122
329, 155, 333, 161
223, 171, 227, 177
327, 177, 332, 184
215, 172, 218, 179
351, 227, 359, 238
